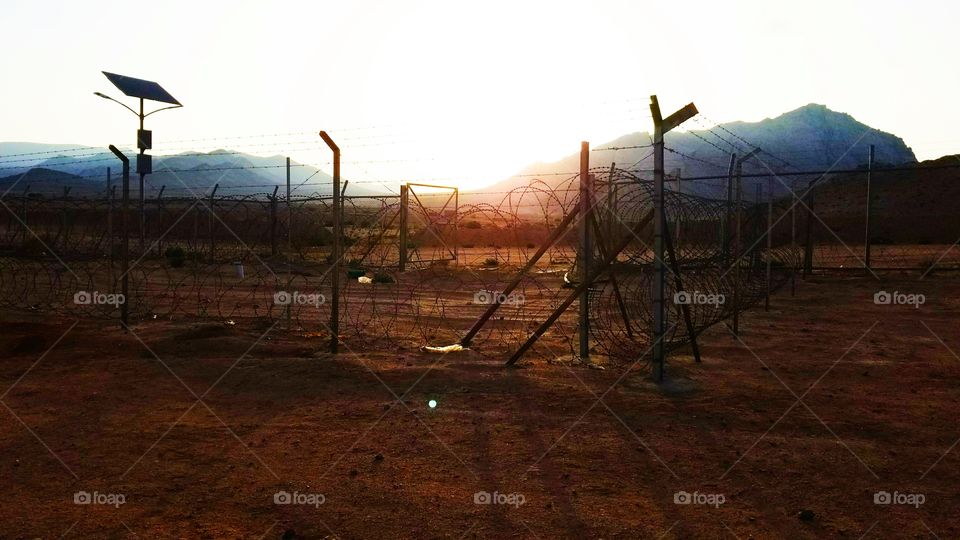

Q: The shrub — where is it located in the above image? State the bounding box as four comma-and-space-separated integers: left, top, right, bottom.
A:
164, 246, 186, 268
373, 272, 396, 284
482, 257, 499, 268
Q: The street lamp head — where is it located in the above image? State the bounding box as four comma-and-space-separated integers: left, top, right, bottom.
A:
93, 91, 109, 99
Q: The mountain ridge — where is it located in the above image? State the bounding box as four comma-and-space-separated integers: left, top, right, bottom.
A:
493, 103, 916, 198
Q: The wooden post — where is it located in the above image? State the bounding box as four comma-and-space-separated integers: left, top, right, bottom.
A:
663, 217, 701, 363
461, 205, 581, 346
589, 213, 634, 340
578, 142, 592, 362
399, 184, 409, 271
507, 209, 654, 366
863, 144, 875, 272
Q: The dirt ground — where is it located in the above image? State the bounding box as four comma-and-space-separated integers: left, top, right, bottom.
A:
1, 273, 959, 539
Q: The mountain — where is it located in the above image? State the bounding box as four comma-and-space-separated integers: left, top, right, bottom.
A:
491, 104, 917, 199
0, 143, 370, 197
0, 167, 87, 194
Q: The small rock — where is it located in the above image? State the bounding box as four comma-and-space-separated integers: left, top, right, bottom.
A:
798, 509, 815, 521
374, 453, 384, 462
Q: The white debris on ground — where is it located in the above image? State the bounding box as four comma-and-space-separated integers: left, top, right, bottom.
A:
420, 344, 465, 354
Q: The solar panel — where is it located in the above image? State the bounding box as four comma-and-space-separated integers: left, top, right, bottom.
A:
102, 71, 181, 105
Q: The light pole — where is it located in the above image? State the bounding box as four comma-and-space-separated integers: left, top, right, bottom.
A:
94, 71, 181, 252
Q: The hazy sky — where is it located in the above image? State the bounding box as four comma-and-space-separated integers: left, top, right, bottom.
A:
1, 0, 957, 189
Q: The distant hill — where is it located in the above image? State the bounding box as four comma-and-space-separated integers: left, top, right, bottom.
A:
488, 104, 917, 199
0, 167, 87, 195
0, 143, 368, 197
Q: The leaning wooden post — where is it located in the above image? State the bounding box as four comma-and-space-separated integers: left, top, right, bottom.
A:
507, 209, 654, 366
663, 216, 701, 363
578, 142, 592, 363
461, 205, 581, 347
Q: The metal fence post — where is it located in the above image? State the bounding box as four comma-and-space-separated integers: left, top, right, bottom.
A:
319, 131, 341, 354
578, 142, 592, 363
399, 184, 408, 271
208, 184, 218, 262
864, 144, 875, 272
108, 145, 130, 327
